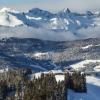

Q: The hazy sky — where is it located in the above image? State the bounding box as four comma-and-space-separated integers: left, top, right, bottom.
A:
0, 0, 100, 12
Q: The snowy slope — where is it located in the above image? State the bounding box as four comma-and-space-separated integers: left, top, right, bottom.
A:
31, 70, 100, 100
0, 7, 23, 27
68, 76, 100, 100
70, 60, 100, 72
30, 70, 64, 82
0, 68, 8, 73
81, 44, 100, 50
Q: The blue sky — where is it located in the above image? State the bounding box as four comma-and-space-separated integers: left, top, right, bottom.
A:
0, 0, 100, 12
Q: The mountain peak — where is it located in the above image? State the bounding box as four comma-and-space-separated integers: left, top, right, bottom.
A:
0, 7, 11, 12
86, 11, 94, 16
28, 8, 47, 14
0, 7, 19, 13
63, 8, 71, 13
28, 8, 54, 19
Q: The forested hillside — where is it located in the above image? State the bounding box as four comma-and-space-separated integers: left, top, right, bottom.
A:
0, 68, 86, 100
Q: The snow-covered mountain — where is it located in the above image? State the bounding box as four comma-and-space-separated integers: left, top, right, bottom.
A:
0, 7, 99, 28
0, 8, 23, 27
0, 7, 100, 40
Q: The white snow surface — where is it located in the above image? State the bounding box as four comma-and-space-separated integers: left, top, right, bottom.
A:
0, 7, 19, 13
0, 68, 9, 73
70, 60, 100, 71
81, 44, 100, 50
31, 71, 65, 82
30, 70, 100, 100
31, 70, 64, 81
26, 15, 42, 20
94, 65, 100, 72
33, 52, 47, 58
0, 7, 23, 27
0, 12, 23, 27
68, 76, 100, 100
81, 44, 93, 50
55, 75, 65, 82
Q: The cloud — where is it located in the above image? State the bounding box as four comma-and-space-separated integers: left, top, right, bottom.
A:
0, 25, 100, 41
77, 26, 100, 39
0, 26, 77, 41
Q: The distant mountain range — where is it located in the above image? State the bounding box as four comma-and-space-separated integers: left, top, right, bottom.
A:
0, 7, 100, 40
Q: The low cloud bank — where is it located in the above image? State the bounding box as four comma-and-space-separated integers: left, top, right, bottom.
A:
0, 25, 100, 41
0, 26, 77, 41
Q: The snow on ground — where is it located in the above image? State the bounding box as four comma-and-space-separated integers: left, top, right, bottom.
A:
0, 8, 23, 27
86, 76, 100, 87
0, 69, 5, 73
0, 68, 9, 73
29, 70, 100, 100
68, 76, 100, 100
94, 65, 100, 72
55, 75, 65, 82
81, 44, 100, 50
30, 70, 64, 81
33, 52, 47, 58
81, 44, 93, 50
26, 15, 42, 20
48, 70, 63, 74
0, 12, 23, 27
32, 71, 65, 82
32, 72, 41, 79
70, 60, 100, 71
0, 7, 19, 13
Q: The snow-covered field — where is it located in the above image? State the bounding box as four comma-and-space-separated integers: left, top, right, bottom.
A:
70, 60, 100, 72
68, 60, 100, 100
0, 68, 8, 73
68, 76, 100, 100
31, 70, 64, 82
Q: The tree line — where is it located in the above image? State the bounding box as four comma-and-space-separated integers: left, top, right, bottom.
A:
0, 68, 87, 100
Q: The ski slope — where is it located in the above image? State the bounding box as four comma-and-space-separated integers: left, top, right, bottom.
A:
27, 70, 100, 100
68, 76, 100, 100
